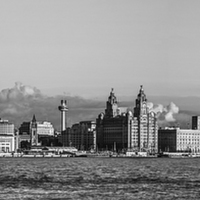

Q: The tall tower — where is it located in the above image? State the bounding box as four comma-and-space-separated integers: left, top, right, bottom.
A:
105, 88, 118, 118
30, 114, 38, 147
58, 100, 68, 132
133, 85, 158, 153
134, 85, 147, 118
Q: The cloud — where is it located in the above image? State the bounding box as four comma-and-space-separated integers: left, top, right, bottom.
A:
148, 102, 179, 126
0, 82, 42, 103
0, 82, 197, 131
0, 83, 103, 131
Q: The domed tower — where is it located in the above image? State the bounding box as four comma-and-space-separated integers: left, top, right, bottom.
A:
134, 85, 148, 118
132, 85, 158, 153
105, 88, 118, 118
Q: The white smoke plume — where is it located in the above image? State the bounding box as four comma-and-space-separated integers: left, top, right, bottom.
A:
148, 102, 179, 122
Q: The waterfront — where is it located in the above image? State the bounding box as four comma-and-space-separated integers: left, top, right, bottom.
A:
0, 158, 200, 200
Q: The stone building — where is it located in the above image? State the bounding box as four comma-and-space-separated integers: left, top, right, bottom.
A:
96, 86, 158, 153
131, 85, 158, 153
158, 128, 200, 153
0, 119, 16, 152
18, 115, 54, 148
96, 88, 130, 152
60, 121, 96, 151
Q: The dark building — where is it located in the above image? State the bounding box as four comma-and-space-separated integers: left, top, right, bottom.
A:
158, 128, 177, 152
96, 88, 130, 152
60, 121, 96, 151
192, 116, 200, 130
19, 122, 31, 135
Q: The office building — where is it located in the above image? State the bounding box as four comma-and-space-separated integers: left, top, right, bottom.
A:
18, 115, 54, 147
96, 88, 131, 152
158, 128, 200, 152
60, 121, 96, 151
192, 116, 200, 130
96, 86, 158, 153
131, 85, 158, 153
0, 119, 15, 152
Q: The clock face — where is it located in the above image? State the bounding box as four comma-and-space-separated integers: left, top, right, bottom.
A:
142, 103, 147, 114
32, 123, 36, 128
150, 111, 155, 117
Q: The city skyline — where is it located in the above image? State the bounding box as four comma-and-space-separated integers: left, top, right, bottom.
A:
1, 1, 200, 98
1, 1, 200, 199
0, 82, 199, 131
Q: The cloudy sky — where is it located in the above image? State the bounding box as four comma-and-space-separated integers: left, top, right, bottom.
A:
1, 0, 200, 98
1, 1, 200, 130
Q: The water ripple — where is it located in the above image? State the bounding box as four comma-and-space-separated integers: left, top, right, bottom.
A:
0, 157, 200, 199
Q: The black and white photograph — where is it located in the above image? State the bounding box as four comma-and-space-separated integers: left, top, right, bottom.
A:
0, 0, 200, 199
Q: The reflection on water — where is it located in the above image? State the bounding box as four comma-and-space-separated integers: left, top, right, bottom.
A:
0, 157, 200, 199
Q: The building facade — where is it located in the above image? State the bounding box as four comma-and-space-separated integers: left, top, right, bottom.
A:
96, 89, 130, 152
0, 119, 16, 152
158, 128, 200, 152
60, 121, 96, 151
19, 115, 55, 148
131, 86, 158, 153
96, 86, 158, 153
192, 116, 200, 130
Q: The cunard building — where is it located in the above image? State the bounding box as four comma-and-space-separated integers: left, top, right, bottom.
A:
96, 86, 158, 153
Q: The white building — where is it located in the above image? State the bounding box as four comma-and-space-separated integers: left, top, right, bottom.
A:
37, 122, 54, 136
158, 128, 200, 152
0, 119, 15, 152
131, 86, 158, 153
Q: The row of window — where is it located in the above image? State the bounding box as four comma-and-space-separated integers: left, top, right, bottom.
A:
0, 143, 10, 146
1, 147, 10, 152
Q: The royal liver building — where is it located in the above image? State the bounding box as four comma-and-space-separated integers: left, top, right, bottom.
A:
130, 85, 158, 153
96, 86, 158, 153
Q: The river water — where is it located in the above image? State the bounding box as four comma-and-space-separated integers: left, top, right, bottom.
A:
0, 157, 200, 200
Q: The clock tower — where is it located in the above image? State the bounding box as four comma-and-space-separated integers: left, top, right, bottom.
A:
30, 115, 38, 147
105, 88, 118, 118
133, 85, 157, 153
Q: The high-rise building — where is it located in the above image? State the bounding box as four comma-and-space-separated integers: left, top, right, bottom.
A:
158, 128, 200, 153
0, 119, 15, 152
60, 121, 96, 151
96, 89, 131, 152
132, 85, 158, 153
96, 86, 158, 153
